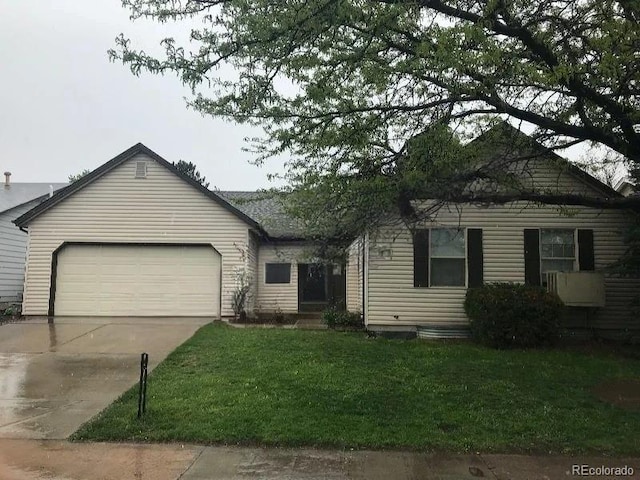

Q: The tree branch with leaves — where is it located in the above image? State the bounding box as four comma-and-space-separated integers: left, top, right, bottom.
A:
110, 0, 638, 245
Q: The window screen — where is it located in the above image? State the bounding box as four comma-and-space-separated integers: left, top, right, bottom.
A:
430, 228, 466, 287
540, 229, 575, 283
265, 263, 291, 284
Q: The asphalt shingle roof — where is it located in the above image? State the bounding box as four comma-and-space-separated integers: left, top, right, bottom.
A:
218, 191, 305, 239
0, 183, 68, 214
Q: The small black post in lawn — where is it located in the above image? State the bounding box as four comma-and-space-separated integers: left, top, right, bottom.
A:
137, 352, 149, 419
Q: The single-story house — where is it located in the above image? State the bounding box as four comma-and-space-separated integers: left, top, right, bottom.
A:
0, 173, 66, 306
345, 126, 640, 339
12, 129, 640, 339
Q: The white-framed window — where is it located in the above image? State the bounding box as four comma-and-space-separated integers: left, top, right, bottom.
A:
430, 228, 466, 287
540, 229, 576, 283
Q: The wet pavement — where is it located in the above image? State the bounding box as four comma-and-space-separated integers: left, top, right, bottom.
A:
0, 440, 638, 480
0, 439, 200, 480
1, 318, 639, 479
0, 317, 210, 439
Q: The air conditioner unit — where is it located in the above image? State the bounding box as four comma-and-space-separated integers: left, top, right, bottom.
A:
546, 272, 605, 307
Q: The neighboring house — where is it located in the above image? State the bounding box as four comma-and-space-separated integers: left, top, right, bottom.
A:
346, 127, 640, 339
13, 144, 344, 318
0, 174, 66, 306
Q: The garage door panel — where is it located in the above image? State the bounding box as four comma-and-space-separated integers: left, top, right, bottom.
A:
102, 265, 142, 275
183, 284, 218, 295
56, 283, 97, 294
57, 265, 97, 275
54, 245, 221, 316
179, 255, 211, 265
99, 282, 138, 294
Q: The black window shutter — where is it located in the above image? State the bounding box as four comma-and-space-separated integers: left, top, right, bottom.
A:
413, 229, 429, 287
578, 229, 595, 271
467, 228, 483, 287
524, 229, 541, 286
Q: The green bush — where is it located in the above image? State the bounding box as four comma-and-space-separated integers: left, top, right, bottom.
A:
464, 282, 564, 349
3, 304, 21, 317
322, 309, 364, 330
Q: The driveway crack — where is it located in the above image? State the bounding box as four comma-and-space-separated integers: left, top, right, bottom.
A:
177, 446, 206, 479
478, 453, 500, 479
56, 324, 107, 348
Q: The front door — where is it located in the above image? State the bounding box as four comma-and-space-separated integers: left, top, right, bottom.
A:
298, 263, 346, 312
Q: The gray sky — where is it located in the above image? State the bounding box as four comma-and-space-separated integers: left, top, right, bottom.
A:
0, 1, 621, 190
0, 0, 283, 189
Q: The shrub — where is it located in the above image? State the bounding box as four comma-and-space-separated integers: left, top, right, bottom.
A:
3, 304, 21, 317
233, 308, 296, 325
272, 307, 286, 324
231, 283, 251, 319
322, 309, 364, 330
464, 282, 564, 349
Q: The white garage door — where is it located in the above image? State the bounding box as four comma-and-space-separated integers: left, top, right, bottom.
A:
54, 244, 221, 316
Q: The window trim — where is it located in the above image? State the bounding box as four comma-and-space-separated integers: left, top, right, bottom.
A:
539, 228, 578, 284
429, 227, 468, 288
264, 262, 292, 284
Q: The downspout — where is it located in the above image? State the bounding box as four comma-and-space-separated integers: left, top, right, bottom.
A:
362, 234, 367, 325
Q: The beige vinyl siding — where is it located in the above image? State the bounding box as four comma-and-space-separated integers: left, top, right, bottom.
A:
346, 238, 364, 312
367, 202, 640, 331
244, 231, 260, 312
255, 243, 311, 313
526, 161, 606, 196
0, 200, 42, 303
22, 154, 253, 317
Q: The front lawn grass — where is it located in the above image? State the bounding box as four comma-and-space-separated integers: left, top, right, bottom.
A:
73, 323, 640, 454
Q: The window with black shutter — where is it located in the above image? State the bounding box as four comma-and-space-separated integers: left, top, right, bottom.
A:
430, 228, 466, 286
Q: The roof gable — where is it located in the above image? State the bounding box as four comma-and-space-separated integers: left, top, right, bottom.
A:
467, 123, 621, 198
13, 143, 265, 234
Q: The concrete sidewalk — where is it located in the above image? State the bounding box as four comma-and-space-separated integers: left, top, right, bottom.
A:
0, 439, 637, 480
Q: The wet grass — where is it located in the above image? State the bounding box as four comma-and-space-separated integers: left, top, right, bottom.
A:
73, 323, 640, 454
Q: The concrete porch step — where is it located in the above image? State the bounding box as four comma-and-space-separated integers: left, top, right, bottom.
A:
295, 315, 328, 330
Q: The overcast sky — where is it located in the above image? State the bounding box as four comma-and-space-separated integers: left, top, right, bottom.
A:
0, 1, 620, 191
0, 0, 284, 189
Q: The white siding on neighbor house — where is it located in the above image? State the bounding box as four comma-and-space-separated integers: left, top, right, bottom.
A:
255, 243, 313, 312
366, 202, 640, 331
22, 154, 255, 317
0, 199, 43, 304
346, 238, 364, 312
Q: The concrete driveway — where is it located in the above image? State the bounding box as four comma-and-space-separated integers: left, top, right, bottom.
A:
0, 316, 211, 440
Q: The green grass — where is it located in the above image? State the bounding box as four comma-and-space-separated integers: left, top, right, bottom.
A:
73, 323, 640, 454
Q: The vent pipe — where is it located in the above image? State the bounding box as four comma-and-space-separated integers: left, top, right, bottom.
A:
4, 172, 11, 187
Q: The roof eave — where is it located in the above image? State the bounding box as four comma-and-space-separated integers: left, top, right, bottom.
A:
4, 193, 50, 217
